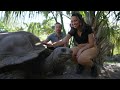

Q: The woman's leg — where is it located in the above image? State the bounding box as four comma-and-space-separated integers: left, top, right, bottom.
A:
71, 47, 84, 74
77, 47, 97, 69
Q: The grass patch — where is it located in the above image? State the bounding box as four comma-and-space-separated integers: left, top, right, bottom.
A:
104, 61, 117, 64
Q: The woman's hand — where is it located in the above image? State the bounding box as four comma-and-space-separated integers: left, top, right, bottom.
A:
46, 43, 53, 47
41, 41, 53, 47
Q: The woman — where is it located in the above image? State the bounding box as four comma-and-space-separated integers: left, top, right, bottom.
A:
47, 13, 98, 77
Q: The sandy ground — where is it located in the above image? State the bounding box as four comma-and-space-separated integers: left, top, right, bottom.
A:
0, 62, 120, 79
46, 63, 120, 79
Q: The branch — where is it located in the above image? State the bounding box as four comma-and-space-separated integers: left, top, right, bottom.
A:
51, 11, 57, 22
61, 13, 71, 19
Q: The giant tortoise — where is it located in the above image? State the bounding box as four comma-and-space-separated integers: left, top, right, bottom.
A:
0, 31, 72, 79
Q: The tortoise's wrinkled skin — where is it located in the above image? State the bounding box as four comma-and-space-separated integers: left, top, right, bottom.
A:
0, 31, 72, 79
43, 47, 72, 76
24, 47, 72, 79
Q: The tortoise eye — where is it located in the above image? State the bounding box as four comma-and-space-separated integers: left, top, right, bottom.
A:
61, 48, 66, 52
70, 50, 73, 54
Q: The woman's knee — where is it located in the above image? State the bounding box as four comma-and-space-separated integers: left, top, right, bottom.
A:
76, 47, 97, 67
77, 56, 93, 66
77, 56, 87, 64
79, 47, 97, 60
71, 47, 79, 56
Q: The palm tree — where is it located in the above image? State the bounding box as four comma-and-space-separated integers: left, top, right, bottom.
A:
83, 11, 120, 75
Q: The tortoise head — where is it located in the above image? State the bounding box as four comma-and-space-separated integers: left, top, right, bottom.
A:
45, 47, 72, 65
54, 47, 72, 63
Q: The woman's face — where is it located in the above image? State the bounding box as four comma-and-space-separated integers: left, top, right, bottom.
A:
71, 16, 81, 29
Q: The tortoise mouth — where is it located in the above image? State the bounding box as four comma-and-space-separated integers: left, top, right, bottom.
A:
58, 54, 72, 60
59, 54, 71, 57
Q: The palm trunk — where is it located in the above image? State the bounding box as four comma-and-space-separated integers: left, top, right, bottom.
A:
84, 11, 112, 69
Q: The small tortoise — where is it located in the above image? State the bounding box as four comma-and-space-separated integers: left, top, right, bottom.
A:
0, 31, 72, 79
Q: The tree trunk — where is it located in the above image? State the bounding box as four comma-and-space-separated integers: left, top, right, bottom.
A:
59, 11, 66, 35
84, 11, 112, 68
51, 11, 58, 23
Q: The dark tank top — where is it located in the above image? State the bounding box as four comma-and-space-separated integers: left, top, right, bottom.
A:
68, 25, 93, 44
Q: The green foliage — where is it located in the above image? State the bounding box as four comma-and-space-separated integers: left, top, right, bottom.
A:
0, 21, 9, 32
41, 11, 51, 19
110, 28, 120, 54
1, 11, 120, 56
25, 18, 54, 39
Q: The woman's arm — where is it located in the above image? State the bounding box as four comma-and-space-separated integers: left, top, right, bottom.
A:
77, 43, 88, 49
76, 33, 95, 58
79, 33, 94, 52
